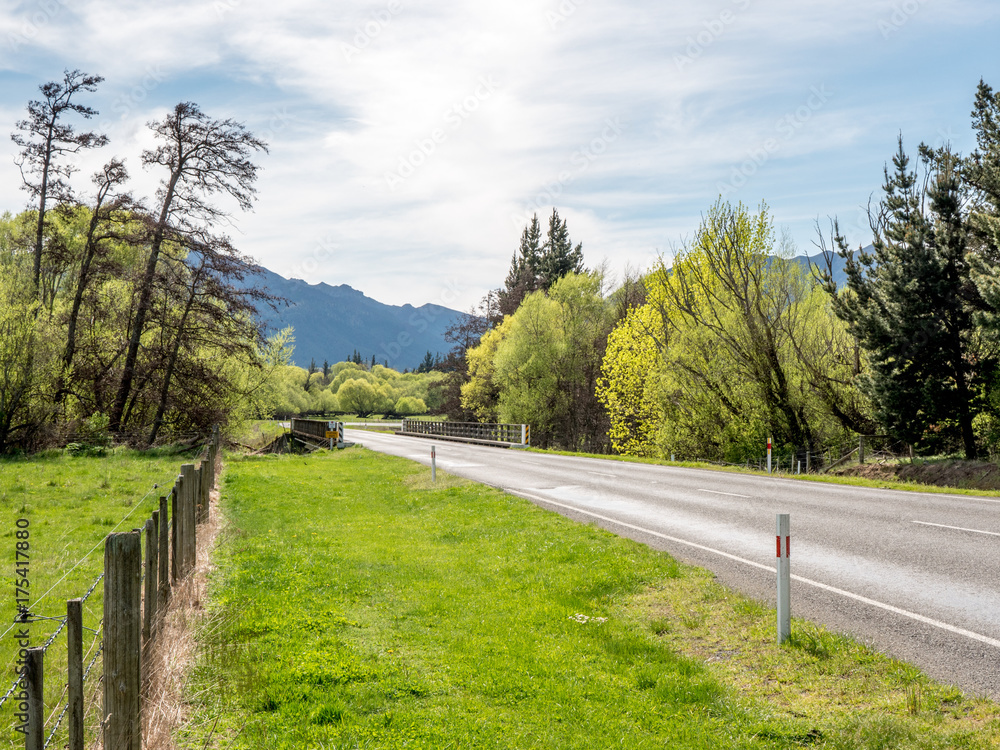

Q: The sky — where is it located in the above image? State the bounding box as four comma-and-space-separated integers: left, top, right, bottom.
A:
0, 0, 997, 312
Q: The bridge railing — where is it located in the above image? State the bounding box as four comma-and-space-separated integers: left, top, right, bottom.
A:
400, 419, 529, 446
290, 418, 344, 444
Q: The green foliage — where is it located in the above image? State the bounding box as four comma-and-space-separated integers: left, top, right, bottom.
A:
465, 272, 612, 450
597, 303, 664, 456
335, 378, 390, 417
599, 201, 858, 462
827, 139, 991, 458
394, 396, 427, 415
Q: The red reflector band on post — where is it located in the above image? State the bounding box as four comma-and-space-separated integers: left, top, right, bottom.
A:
776, 536, 790, 558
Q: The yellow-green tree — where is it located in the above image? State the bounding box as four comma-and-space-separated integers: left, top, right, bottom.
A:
463, 272, 612, 450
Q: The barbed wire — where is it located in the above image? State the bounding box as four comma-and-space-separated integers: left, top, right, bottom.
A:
39, 617, 67, 654
0, 672, 22, 712
3, 478, 170, 642
83, 640, 103, 682
81, 572, 104, 604
42, 680, 70, 749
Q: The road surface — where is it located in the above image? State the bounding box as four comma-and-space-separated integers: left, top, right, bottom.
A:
347, 429, 1000, 698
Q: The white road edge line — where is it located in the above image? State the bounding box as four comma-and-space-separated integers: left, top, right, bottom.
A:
913, 520, 1000, 538
588, 471, 618, 478
697, 488, 752, 499
517, 490, 1000, 651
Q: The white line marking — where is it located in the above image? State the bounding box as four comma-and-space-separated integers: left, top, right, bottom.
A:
697, 489, 751, 499
588, 471, 617, 478
913, 521, 1000, 538
517, 491, 1000, 651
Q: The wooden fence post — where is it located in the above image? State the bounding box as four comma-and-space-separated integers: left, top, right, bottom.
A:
180, 464, 197, 573
143, 516, 157, 644
158, 495, 170, 609
195, 464, 205, 524
103, 531, 142, 750
171, 484, 179, 584
26, 646, 43, 750
67, 598, 84, 750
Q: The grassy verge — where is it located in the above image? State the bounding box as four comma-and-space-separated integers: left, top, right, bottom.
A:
527, 448, 1000, 498
183, 449, 1000, 749
0, 447, 197, 744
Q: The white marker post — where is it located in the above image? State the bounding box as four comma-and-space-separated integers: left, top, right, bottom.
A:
776, 513, 791, 644
431, 445, 436, 482
767, 437, 772, 474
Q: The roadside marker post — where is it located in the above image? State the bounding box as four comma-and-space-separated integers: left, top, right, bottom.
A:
776, 513, 791, 644
431, 445, 436, 482
767, 437, 772, 474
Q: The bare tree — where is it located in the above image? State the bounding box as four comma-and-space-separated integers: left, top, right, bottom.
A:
110, 102, 267, 432
11, 69, 107, 300
61, 160, 134, 388
145, 233, 273, 445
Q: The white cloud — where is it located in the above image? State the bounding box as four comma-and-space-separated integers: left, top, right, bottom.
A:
0, 0, 997, 309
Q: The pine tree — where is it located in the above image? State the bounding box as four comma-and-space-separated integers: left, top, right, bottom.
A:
538, 208, 584, 288
498, 209, 584, 319
829, 137, 984, 457
416, 350, 436, 373
498, 214, 543, 318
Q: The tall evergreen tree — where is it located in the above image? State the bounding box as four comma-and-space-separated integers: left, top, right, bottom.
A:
538, 208, 584, 288
498, 214, 542, 318
498, 209, 584, 319
827, 137, 985, 457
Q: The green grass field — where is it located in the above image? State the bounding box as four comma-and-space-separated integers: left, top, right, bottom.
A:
0, 447, 201, 744
182, 448, 1000, 749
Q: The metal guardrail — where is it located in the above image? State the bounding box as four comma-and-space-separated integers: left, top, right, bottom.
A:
400, 419, 529, 446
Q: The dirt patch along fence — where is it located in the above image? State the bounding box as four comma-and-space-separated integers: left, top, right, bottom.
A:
3, 427, 220, 750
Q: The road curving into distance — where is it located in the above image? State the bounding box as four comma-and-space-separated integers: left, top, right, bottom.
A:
348, 429, 1000, 699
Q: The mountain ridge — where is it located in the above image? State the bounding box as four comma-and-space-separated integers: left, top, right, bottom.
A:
248, 266, 468, 370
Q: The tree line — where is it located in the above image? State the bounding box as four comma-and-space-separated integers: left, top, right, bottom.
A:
447, 80, 1000, 462
0, 70, 277, 451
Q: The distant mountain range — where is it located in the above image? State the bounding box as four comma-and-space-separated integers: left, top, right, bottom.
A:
248, 250, 860, 370
790, 250, 854, 288
248, 267, 468, 370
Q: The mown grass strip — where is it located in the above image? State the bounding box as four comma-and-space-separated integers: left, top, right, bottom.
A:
527, 447, 1000, 498
185, 449, 1000, 749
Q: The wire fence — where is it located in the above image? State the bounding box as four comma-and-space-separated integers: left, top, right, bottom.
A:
685, 435, 912, 475
2, 427, 220, 749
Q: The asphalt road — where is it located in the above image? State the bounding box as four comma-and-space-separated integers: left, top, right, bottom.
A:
347, 429, 1000, 698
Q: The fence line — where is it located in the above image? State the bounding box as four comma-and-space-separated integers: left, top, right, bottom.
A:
682, 435, 910, 476
4, 426, 221, 750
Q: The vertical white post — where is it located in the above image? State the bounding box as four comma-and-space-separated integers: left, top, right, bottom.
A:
521, 424, 527, 445
670, 453, 675, 462
767, 437, 772, 474
431, 445, 436, 482
797, 460, 801, 475
776, 513, 790, 644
